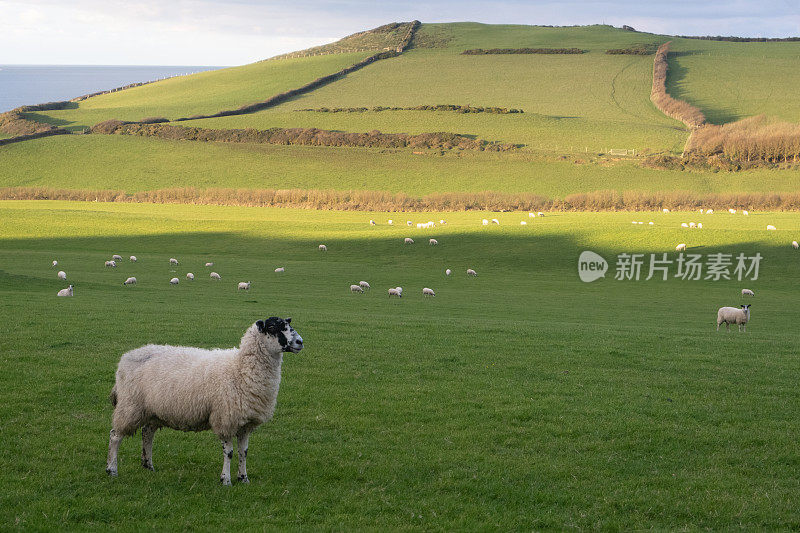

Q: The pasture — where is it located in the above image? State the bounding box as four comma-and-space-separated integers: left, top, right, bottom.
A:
2, 200, 799, 529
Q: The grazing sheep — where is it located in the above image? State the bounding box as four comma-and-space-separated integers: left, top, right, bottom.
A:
429, 238, 438, 245
697, 222, 703, 229
741, 289, 754, 297
388, 288, 402, 298
676, 243, 686, 252
422, 287, 435, 297
112, 254, 123, 261
369, 220, 376, 226
238, 282, 251, 290
537, 212, 544, 217
681, 223, 689, 228
169, 258, 179, 265
106, 317, 303, 485
52, 260, 58, 267
717, 304, 751, 332
648, 221, 654, 225
169, 278, 179, 285
124, 277, 137, 285
631, 221, 638, 225
404, 238, 414, 244
406, 221, 412, 226
57, 271, 66, 280
274, 267, 285, 273
482, 219, 489, 226
520, 221, 527, 225
706, 209, 713, 214
528, 212, 535, 218
689, 222, 696, 228
743, 210, 749, 216
388, 220, 393, 225
467, 268, 477, 277
350, 284, 364, 293
130, 256, 137, 263
57, 285, 73, 297
186, 273, 194, 281
767, 225, 776, 231
491, 218, 500, 225
105, 260, 117, 268
210, 272, 221, 280
359, 281, 370, 290
319, 244, 327, 251
395, 286, 403, 295
205, 262, 214, 267
439, 220, 446, 225
793, 241, 799, 249
729, 209, 736, 214
445, 268, 451, 276
662, 208, 669, 213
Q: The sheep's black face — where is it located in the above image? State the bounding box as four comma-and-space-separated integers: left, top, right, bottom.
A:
257, 317, 304, 353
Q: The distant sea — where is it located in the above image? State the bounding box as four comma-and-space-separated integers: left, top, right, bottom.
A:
0, 65, 223, 112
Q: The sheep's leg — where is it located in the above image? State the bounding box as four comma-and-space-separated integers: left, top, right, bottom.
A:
220, 439, 234, 486
237, 428, 252, 483
141, 424, 156, 471
106, 429, 123, 476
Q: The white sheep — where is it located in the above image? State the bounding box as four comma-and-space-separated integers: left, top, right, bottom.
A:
743, 210, 749, 216
792, 241, 799, 249
717, 304, 751, 332
124, 277, 137, 285
445, 268, 451, 276
422, 287, 435, 297
706, 209, 713, 214
210, 272, 221, 280
406, 221, 412, 226
404, 238, 414, 244
388, 288, 401, 298
359, 281, 370, 290
388, 220, 393, 225
697, 222, 703, 229
169, 277, 179, 285
520, 221, 527, 225
106, 317, 303, 485
112, 254, 123, 261
689, 222, 696, 228
537, 212, 545, 217
729, 209, 736, 214
395, 286, 403, 295
169, 258, 179, 265
681, 223, 689, 228
186, 273, 194, 280
274, 267, 285, 273
369, 220, 376, 226
648, 221, 654, 225
57, 285, 73, 297
481, 219, 488, 226
238, 281, 251, 290
350, 284, 364, 293
491, 218, 500, 225
130, 256, 137, 262
632, 221, 638, 225
319, 244, 327, 251
105, 260, 117, 268
741, 289, 754, 297
52, 260, 58, 267
439, 219, 446, 225
767, 225, 776, 231
57, 270, 66, 280
429, 238, 438, 245
467, 268, 477, 277
676, 243, 686, 252
528, 212, 535, 218
205, 262, 214, 267
662, 208, 669, 213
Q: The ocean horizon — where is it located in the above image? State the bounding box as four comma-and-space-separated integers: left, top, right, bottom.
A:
0, 64, 224, 113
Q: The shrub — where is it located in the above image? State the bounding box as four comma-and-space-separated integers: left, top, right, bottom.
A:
462, 48, 585, 55
650, 42, 705, 128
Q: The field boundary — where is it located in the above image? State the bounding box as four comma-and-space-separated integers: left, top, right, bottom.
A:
650, 42, 705, 129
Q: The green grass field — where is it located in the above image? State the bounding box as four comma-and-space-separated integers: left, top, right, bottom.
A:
2, 200, 800, 529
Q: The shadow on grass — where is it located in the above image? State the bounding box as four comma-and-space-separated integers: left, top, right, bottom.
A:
666, 53, 741, 125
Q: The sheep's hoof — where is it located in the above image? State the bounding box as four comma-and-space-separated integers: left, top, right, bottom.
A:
142, 461, 154, 471
238, 475, 250, 483
220, 477, 232, 486
106, 468, 117, 477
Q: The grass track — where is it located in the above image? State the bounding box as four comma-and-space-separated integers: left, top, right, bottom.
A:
2, 201, 800, 529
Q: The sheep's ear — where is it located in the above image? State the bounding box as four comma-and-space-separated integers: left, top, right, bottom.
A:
285, 317, 292, 324
256, 320, 267, 334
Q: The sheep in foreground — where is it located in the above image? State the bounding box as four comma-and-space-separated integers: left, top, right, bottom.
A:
52, 260, 58, 267
210, 272, 221, 280
238, 282, 251, 290
186, 273, 194, 281
359, 281, 370, 290
169, 278, 179, 285
57, 271, 67, 280
467, 268, 477, 277
106, 317, 303, 485
404, 238, 414, 244
105, 260, 117, 268
793, 241, 799, 249
112, 254, 123, 261
274, 267, 285, 273
717, 304, 751, 332
422, 287, 435, 297
676, 243, 686, 252
57, 285, 73, 297
388, 288, 401, 298
766, 225, 776, 231
124, 277, 137, 285
445, 269, 451, 276
130, 256, 137, 263
318, 244, 327, 251
169, 258, 179, 265
350, 284, 364, 293
429, 238, 438, 245
741, 289, 754, 297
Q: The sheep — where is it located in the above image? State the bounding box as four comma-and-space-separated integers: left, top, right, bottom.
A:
359, 281, 370, 290
767, 225, 777, 231
662, 208, 669, 213
529, 212, 535, 218
631, 221, 638, 225
369, 220, 376, 226
319, 244, 327, 251
130, 256, 137, 263
697, 222, 703, 229
717, 304, 751, 332
741, 289, 754, 297
57, 285, 73, 297
537, 212, 545, 217
169, 258, 179, 265
169, 277, 179, 285
422, 287, 435, 297
274, 267, 285, 273
388, 288, 401, 298
388, 219, 393, 225
210, 272, 221, 280
445, 268, 451, 276
491, 218, 500, 225
482, 219, 489, 226
648, 221, 654, 225
186, 273, 194, 281
406, 221, 412, 226
520, 221, 527, 225
793, 241, 799, 249
105, 260, 117, 268
124, 277, 137, 285
112, 254, 123, 261
205, 262, 214, 267
106, 317, 303, 485
52, 260, 58, 267
238, 282, 251, 290
676, 243, 686, 252
57, 270, 66, 280
689, 222, 696, 228
729, 208, 736, 214
404, 238, 414, 244
681, 223, 689, 228
429, 238, 438, 245
467, 268, 477, 277
350, 284, 364, 293
395, 286, 403, 295
743, 210, 749, 216
706, 209, 713, 214
439, 219, 446, 225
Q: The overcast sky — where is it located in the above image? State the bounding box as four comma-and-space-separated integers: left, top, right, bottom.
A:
2, 0, 799, 66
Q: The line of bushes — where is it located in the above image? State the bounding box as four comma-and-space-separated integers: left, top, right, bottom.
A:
684, 115, 800, 165
677, 35, 800, 42
650, 42, 705, 129
606, 44, 657, 55
461, 48, 585, 55
0, 110, 67, 137
297, 105, 524, 114
91, 121, 519, 151
5, 186, 800, 212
